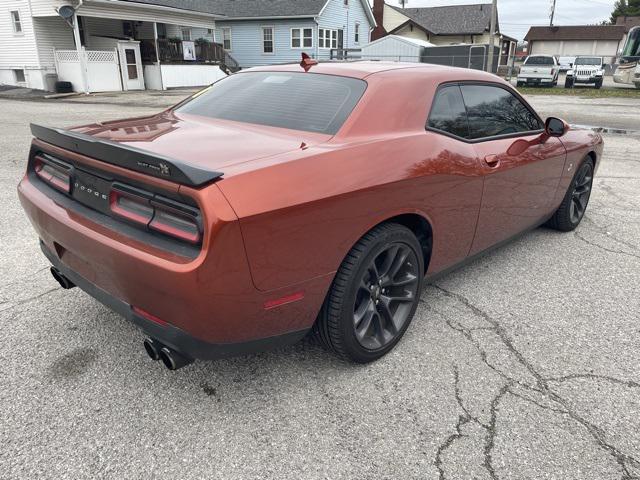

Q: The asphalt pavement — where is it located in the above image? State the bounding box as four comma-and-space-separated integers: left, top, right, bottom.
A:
1, 92, 639, 479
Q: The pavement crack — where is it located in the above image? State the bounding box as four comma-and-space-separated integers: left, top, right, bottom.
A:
0, 287, 60, 312
428, 284, 640, 479
432, 285, 548, 391
484, 382, 512, 480
546, 373, 640, 389
573, 230, 640, 260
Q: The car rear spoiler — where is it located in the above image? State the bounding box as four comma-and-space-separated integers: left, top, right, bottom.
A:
30, 123, 223, 187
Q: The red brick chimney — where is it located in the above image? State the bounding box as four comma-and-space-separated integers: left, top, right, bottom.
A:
371, 0, 387, 40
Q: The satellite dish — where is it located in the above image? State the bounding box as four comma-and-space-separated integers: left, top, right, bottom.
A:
58, 5, 75, 20
56, 5, 76, 28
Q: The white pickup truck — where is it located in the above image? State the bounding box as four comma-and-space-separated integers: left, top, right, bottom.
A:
517, 55, 559, 87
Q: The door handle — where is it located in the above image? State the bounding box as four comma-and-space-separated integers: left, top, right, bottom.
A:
484, 154, 500, 168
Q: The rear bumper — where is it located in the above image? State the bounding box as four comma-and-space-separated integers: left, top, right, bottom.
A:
42, 242, 307, 360
517, 75, 555, 84
18, 173, 331, 356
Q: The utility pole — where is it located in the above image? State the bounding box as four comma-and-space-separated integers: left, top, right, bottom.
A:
486, 0, 497, 74
550, 0, 557, 26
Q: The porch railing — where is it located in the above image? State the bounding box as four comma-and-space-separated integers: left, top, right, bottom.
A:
141, 39, 240, 73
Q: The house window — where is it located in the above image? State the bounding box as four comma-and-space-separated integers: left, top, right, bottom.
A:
181, 27, 191, 41
157, 23, 167, 39
14, 69, 25, 83
354, 23, 360, 44
207, 28, 213, 34
222, 27, 232, 50
291, 28, 313, 48
11, 10, 22, 34
262, 26, 274, 54
319, 28, 342, 49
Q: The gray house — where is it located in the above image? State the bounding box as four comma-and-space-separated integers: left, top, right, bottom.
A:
209, 0, 376, 68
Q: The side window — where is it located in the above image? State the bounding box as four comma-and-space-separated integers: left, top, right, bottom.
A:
460, 85, 542, 139
427, 85, 469, 139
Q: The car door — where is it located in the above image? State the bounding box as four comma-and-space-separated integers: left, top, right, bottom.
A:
459, 84, 567, 256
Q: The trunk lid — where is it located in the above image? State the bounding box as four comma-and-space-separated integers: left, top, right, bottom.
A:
60, 112, 331, 184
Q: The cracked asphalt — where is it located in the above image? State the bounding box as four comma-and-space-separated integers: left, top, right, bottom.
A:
1, 93, 639, 480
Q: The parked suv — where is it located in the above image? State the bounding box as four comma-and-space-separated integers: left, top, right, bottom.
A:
565, 56, 605, 89
517, 55, 559, 87
558, 56, 577, 72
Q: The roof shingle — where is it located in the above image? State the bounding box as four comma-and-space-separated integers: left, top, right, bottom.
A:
121, 0, 332, 18
388, 3, 494, 35
524, 25, 626, 41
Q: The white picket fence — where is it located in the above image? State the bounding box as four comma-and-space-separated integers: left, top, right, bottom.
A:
54, 48, 122, 92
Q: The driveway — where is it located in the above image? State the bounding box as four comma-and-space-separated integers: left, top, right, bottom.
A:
1, 94, 639, 479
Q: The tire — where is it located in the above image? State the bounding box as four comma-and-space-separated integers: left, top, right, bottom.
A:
547, 157, 594, 232
565, 77, 574, 89
516, 81, 524, 87
595, 78, 603, 89
314, 223, 424, 363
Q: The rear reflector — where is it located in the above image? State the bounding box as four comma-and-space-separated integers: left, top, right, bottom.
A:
133, 306, 170, 327
264, 291, 305, 310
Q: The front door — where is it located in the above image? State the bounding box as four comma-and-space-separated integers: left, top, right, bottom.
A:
460, 84, 567, 255
117, 41, 144, 91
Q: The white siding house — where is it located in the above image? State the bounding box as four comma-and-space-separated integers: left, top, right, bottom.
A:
0, 0, 228, 91
212, 0, 376, 68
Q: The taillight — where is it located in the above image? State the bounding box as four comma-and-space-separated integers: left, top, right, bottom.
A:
149, 203, 201, 244
109, 183, 201, 244
109, 184, 154, 225
34, 155, 71, 193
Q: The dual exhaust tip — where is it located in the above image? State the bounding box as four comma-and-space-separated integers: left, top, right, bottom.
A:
50, 266, 192, 371
143, 338, 193, 370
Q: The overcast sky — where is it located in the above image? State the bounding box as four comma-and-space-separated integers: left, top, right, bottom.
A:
376, 0, 618, 40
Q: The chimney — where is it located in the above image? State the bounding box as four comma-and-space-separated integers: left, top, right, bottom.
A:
372, 0, 387, 40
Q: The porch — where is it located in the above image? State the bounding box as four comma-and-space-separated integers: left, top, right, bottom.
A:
36, 3, 237, 93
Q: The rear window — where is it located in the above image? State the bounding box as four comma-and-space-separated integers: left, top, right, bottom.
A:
176, 72, 367, 135
575, 57, 601, 66
525, 56, 555, 66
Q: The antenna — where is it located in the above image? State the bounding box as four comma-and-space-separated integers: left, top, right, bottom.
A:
549, 0, 557, 27
399, 0, 407, 8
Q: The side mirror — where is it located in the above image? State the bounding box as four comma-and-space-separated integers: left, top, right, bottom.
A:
545, 117, 569, 137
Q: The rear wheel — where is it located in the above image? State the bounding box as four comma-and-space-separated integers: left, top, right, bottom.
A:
315, 223, 424, 363
547, 157, 594, 231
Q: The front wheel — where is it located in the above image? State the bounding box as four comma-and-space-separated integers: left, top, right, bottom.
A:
314, 223, 424, 363
547, 158, 594, 231
595, 78, 603, 89
565, 77, 574, 88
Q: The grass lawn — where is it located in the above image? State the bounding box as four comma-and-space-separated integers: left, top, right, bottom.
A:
517, 86, 640, 99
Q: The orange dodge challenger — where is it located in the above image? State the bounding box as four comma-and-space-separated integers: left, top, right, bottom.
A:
18, 61, 603, 370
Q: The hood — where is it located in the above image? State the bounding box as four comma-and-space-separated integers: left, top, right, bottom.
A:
71, 112, 331, 173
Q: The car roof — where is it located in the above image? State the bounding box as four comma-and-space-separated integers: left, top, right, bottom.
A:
244, 61, 502, 82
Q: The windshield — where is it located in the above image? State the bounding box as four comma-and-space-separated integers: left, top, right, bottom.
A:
575, 57, 601, 66
525, 56, 554, 66
622, 26, 640, 58
176, 72, 367, 135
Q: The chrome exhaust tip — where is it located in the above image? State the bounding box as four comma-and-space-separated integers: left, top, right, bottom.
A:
158, 346, 193, 371
50, 266, 75, 290
143, 338, 163, 361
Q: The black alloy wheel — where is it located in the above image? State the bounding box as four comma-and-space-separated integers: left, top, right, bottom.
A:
569, 161, 594, 225
547, 157, 594, 232
352, 243, 420, 350
314, 223, 425, 363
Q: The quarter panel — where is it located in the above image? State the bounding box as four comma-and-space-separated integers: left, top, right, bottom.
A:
218, 133, 484, 291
